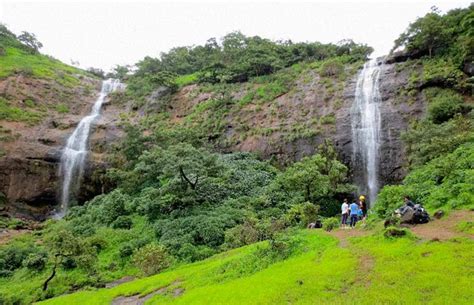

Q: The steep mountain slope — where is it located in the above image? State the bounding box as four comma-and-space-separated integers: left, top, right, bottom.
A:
0, 26, 124, 218
0, 5, 473, 305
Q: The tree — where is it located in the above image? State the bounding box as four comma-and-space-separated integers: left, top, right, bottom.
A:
18, 31, 43, 53
43, 230, 95, 291
277, 145, 352, 204
109, 65, 130, 81
87, 67, 105, 79
393, 7, 450, 57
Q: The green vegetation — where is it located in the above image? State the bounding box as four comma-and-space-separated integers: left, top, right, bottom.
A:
0, 24, 97, 128
175, 73, 199, 87
0, 24, 90, 86
456, 221, 474, 234
0, 122, 352, 303
375, 142, 474, 217
2, 5, 474, 305
393, 5, 473, 63
36, 230, 473, 305
122, 32, 371, 108
377, 5, 474, 217
0, 97, 45, 125
55, 103, 69, 114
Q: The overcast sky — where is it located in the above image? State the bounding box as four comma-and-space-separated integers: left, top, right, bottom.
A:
0, 0, 471, 71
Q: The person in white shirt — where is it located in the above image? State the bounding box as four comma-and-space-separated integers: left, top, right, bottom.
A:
341, 198, 349, 228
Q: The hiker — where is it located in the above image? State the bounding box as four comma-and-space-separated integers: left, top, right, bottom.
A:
349, 200, 359, 228
341, 198, 349, 228
404, 196, 415, 208
359, 195, 367, 219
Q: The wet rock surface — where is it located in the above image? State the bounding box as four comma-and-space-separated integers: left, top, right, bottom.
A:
0, 58, 428, 219
0, 76, 125, 219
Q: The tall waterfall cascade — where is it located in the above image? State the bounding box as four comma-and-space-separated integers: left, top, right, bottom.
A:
57, 79, 123, 217
351, 59, 383, 206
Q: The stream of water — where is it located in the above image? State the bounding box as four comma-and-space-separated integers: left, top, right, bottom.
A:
351, 58, 383, 206
57, 79, 122, 217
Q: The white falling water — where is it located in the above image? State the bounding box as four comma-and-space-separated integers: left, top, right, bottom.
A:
57, 79, 123, 217
351, 59, 382, 206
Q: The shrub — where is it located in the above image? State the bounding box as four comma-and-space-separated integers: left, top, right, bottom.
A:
320, 59, 344, 77
401, 114, 473, 168
285, 202, 320, 227
86, 236, 108, 253
132, 243, 172, 276
87, 190, 130, 225
119, 243, 134, 258
23, 252, 48, 271
223, 221, 260, 249
322, 217, 339, 232
55, 103, 69, 114
0, 244, 37, 274
61, 257, 77, 269
111, 216, 133, 229
177, 243, 215, 262
425, 88, 464, 124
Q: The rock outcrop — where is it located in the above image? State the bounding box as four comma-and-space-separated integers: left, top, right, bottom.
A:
162, 59, 427, 190
0, 57, 430, 219
0, 75, 125, 219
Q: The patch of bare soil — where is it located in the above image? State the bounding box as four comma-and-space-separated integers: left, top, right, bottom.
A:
105, 276, 136, 288
0, 229, 29, 245
408, 210, 473, 241
325, 227, 372, 248
111, 281, 183, 305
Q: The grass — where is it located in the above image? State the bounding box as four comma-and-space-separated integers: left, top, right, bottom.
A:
55, 103, 69, 113
0, 217, 154, 305
175, 73, 199, 87
36, 228, 474, 305
456, 221, 474, 235
0, 97, 45, 125
0, 47, 89, 87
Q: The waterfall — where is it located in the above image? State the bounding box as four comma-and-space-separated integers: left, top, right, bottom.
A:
351, 58, 382, 206
57, 79, 123, 217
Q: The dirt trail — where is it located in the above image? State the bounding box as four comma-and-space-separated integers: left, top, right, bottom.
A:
324, 210, 473, 292
326, 227, 371, 248
408, 210, 473, 241
111, 281, 183, 305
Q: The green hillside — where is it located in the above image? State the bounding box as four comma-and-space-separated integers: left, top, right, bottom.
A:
0, 5, 473, 305
0, 25, 89, 86
37, 229, 473, 305
0, 25, 95, 127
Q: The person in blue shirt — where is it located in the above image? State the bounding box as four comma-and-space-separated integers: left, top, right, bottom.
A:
349, 201, 359, 228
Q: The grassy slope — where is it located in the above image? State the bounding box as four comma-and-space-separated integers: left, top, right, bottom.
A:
0, 47, 87, 86
0, 45, 94, 126
0, 217, 153, 305
38, 228, 473, 305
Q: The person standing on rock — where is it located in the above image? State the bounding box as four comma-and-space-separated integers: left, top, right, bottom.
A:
341, 198, 349, 229
349, 200, 359, 228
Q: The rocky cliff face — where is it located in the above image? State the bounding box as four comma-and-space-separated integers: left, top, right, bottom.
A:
0, 58, 428, 219
0, 75, 126, 219
160, 59, 426, 190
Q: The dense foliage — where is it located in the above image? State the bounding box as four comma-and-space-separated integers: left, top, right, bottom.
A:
392, 5, 473, 64
377, 5, 474, 217
0, 121, 352, 303
2, 6, 474, 304
123, 32, 372, 100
